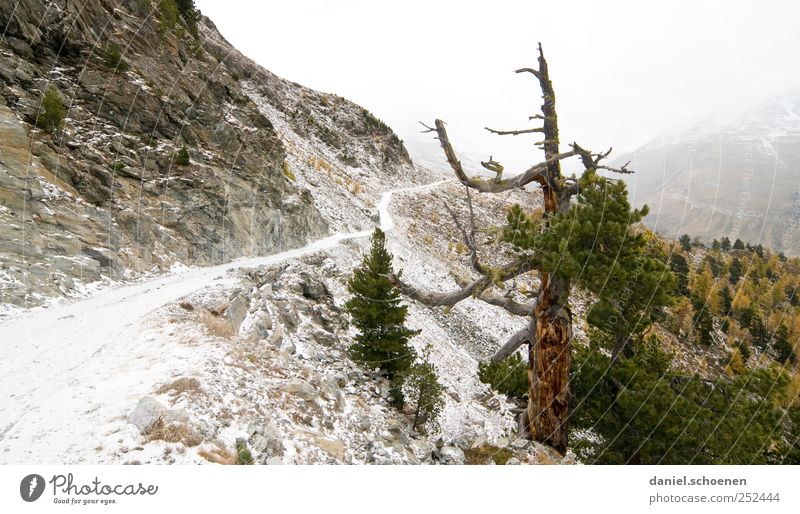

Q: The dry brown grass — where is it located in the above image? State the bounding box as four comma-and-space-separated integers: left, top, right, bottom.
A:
145, 418, 203, 447
463, 445, 514, 465
307, 155, 332, 173
156, 377, 202, 398
198, 443, 235, 464
201, 310, 235, 339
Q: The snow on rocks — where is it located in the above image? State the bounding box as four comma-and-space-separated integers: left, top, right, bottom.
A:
0, 178, 576, 465
128, 397, 168, 433
105, 241, 528, 464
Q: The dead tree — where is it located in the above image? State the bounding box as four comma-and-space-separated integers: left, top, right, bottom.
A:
390, 44, 632, 453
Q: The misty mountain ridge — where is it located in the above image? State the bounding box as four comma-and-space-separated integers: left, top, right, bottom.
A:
619, 86, 800, 253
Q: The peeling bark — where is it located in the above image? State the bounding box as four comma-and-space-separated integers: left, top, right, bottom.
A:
528, 274, 571, 453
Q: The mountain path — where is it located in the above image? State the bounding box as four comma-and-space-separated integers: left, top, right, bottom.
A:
0, 180, 448, 463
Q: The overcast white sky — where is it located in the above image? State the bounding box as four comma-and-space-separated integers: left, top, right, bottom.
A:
196, 0, 800, 171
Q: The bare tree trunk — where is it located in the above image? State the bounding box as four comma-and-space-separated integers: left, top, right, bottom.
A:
528, 273, 571, 453
523, 44, 571, 453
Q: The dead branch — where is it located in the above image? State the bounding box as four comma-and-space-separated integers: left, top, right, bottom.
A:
485, 127, 544, 136
465, 187, 477, 245
571, 142, 634, 174
388, 268, 536, 317
475, 289, 536, 316
443, 200, 484, 275
431, 118, 576, 193
480, 156, 504, 177
491, 317, 537, 362
515, 67, 541, 79
598, 162, 634, 174
419, 121, 437, 133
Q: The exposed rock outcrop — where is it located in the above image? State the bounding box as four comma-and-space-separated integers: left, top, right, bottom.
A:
0, 0, 416, 309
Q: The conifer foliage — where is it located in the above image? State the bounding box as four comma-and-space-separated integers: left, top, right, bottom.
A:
400, 348, 445, 431
37, 88, 66, 133
478, 353, 529, 399
571, 337, 791, 464
345, 228, 419, 402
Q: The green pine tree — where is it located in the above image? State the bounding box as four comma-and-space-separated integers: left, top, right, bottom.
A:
749, 311, 769, 350
345, 228, 419, 402
679, 234, 692, 252
733, 238, 746, 250
175, 147, 190, 166
705, 255, 722, 277
738, 304, 754, 327
729, 257, 743, 285
721, 236, 732, 252
670, 254, 690, 296
772, 324, 796, 364
400, 348, 444, 432
691, 295, 714, 346
234, 439, 254, 465
720, 286, 733, 314
102, 42, 128, 72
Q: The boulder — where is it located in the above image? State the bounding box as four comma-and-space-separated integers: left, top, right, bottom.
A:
408, 439, 434, 461
321, 379, 345, 411
439, 446, 466, 465
281, 378, 318, 401
228, 294, 249, 333
309, 327, 337, 347
299, 273, 330, 301
128, 396, 166, 433
510, 438, 529, 450
240, 310, 272, 342
268, 323, 284, 348
379, 380, 392, 400
314, 437, 345, 461
251, 425, 284, 457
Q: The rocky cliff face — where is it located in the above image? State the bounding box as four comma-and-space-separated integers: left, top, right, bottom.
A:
0, 0, 417, 309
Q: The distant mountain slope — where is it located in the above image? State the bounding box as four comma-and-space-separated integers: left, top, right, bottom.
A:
0, 0, 421, 309
618, 89, 800, 253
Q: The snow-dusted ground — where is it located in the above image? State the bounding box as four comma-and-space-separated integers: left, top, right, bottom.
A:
0, 181, 448, 464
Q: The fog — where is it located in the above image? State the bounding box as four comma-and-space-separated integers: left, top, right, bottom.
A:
196, 0, 800, 172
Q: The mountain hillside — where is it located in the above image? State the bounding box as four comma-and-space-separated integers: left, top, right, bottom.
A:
2, 1, 798, 468
619, 89, 800, 254
0, 0, 560, 466
0, 0, 419, 311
